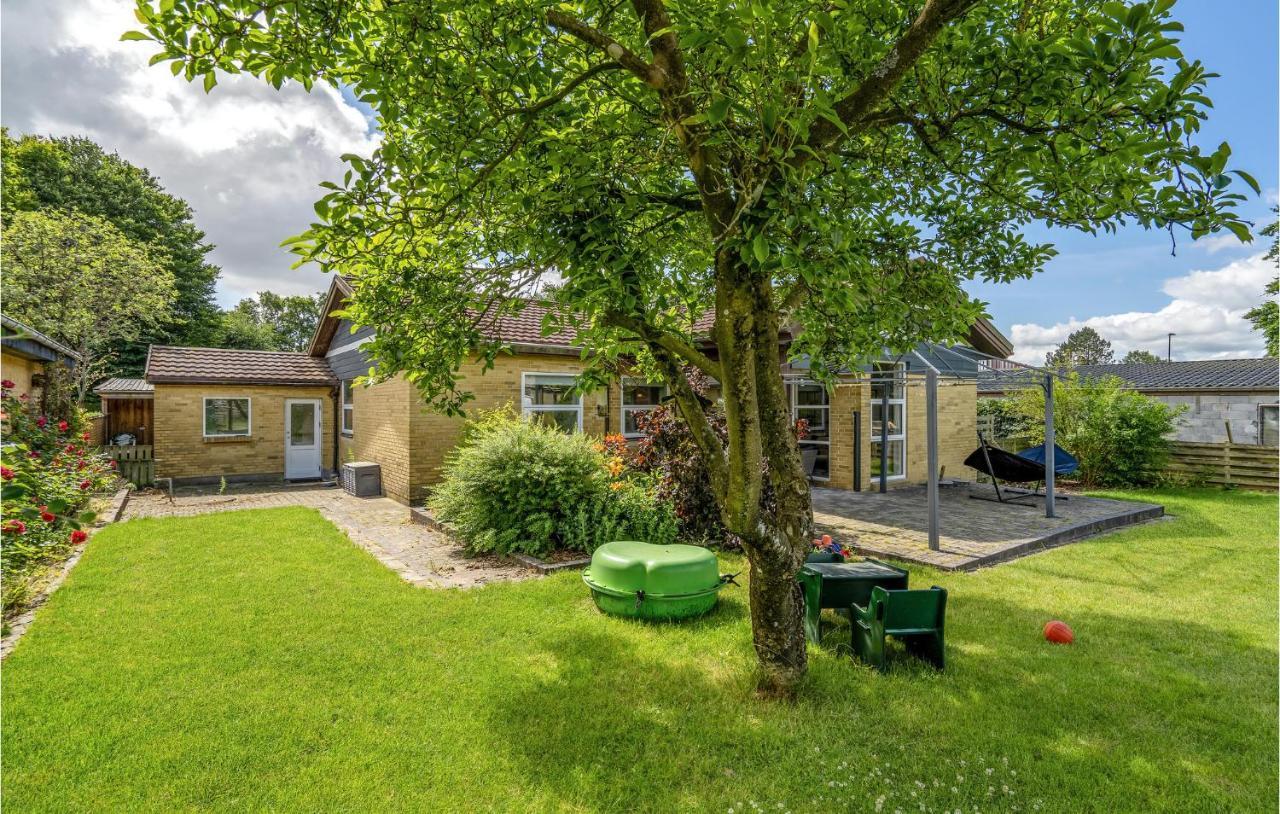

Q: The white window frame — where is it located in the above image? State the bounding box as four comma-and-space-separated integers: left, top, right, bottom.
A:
521, 372, 583, 432
1259, 404, 1278, 447
620, 377, 667, 438
870, 362, 907, 481
340, 379, 354, 437
202, 396, 252, 438
787, 379, 830, 482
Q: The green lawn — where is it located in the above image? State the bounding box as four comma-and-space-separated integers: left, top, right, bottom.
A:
2, 489, 1276, 813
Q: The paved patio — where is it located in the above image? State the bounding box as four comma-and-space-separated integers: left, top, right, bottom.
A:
122, 483, 532, 588
812, 483, 1163, 570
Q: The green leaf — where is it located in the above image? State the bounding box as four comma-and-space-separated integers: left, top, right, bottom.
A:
752, 232, 769, 263
203, 72, 217, 93
120, 30, 151, 42
1224, 220, 1252, 243
808, 20, 819, 55
1231, 169, 1262, 195
706, 97, 731, 125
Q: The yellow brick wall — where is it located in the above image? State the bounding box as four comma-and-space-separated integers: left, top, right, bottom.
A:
154, 384, 335, 482
1, 350, 40, 400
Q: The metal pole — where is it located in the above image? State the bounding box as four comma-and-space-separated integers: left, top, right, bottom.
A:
879, 373, 890, 493
1167, 332, 1176, 362
926, 368, 939, 550
1044, 373, 1056, 518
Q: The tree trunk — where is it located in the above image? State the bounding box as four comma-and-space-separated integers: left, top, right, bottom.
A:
745, 532, 810, 698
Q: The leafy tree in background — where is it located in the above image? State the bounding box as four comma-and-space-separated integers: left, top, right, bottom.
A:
1, 211, 176, 401
136, 0, 1255, 694
218, 291, 326, 352
1, 131, 221, 370
1120, 349, 1163, 364
1046, 327, 1115, 368
1244, 210, 1278, 357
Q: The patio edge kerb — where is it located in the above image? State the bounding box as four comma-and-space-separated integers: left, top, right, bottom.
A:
953, 501, 1165, 571
1, 484, 132, 659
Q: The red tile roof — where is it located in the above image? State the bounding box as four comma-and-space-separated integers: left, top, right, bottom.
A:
146, 346, 336, 386
475, 301, 582, 347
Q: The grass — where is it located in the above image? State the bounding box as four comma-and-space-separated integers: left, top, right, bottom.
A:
2, 488, 1276, 813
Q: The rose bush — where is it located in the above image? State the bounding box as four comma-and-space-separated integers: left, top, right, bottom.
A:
1, 382, 116, 618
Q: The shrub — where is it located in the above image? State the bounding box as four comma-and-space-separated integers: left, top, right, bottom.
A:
977, 397, 1035, 446
1, 381, 116, 618
430, 409, 676, 556
1009, 373, 1183, 488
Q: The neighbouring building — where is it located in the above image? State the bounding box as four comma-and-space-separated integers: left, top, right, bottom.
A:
1, 314, 80, 404
100, 276, 1013, 501
982, 358, 1279, 446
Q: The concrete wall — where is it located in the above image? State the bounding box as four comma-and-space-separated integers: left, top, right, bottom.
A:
1, 350, 40, 400
1153, 391, 1277, 444
154, 384, 335, 482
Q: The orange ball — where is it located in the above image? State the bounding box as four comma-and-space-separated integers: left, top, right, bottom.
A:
1043, 620, 1074, 644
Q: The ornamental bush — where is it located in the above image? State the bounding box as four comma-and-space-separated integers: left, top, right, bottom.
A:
430, 409, 674, 556
1, 380, 117, 618
1009, 373, 1183, 488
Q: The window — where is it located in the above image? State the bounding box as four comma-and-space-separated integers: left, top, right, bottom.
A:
203, 397, 250, 437
341, 380, 354, 436
621, 378, 666, 437
870, 362, 906, 480
1260, 405, 1278, 447
787, 380, 830, 480
522, 373, 582, 432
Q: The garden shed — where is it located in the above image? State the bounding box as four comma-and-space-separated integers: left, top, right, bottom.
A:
94, 377, 155, 445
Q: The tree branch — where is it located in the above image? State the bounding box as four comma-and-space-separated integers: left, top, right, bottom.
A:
545, 10, 662, 88
604, 312, 723, 380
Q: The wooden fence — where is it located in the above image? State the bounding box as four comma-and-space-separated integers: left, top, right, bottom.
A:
103, 444, 154, 487
1166, 442, 1278, 491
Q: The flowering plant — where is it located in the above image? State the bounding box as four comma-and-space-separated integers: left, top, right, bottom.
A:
811, 534, 844, 556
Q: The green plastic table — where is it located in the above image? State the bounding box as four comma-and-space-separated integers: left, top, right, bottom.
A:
797, 559, 910, 643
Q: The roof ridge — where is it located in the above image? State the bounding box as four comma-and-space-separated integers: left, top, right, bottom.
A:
150, 344, 317, 356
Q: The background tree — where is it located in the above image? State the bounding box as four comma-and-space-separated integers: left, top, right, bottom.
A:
1120, 349, 1163, 364
1244, 210, 1278, 357
136, 0, 1254, 695
1, 211, 176, 400
1, 131, 222, 370
217, 291, 325, 351
1046, 327, 1116, 368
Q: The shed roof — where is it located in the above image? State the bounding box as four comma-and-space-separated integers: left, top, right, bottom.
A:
1, 314, 81, 364
94, 377, 154, 395
146, 346, 336, 387
1071, 358, 1278, 392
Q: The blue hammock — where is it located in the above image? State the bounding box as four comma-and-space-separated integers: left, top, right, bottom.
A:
1015, 443, 1079, 477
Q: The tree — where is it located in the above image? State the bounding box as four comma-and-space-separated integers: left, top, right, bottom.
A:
1, 131, 221, 369
1046, 328, 1115, 368
217, 291, 325, 351
135, 0, 1254, 695
1, 211, 176, 401
1120, 349, 1163, 364
1244, 210, 1278, 357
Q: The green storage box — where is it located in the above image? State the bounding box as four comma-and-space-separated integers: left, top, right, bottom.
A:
583, 541, 727, 620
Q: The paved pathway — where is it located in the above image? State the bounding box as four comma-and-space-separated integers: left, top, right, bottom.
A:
123, 483, 532, 589
812, 483, 1163, 570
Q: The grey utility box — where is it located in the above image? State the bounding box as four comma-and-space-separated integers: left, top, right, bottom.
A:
341, 462, 382, 497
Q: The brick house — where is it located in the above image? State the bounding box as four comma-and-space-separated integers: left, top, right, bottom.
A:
1, 314, 80, 403
116, 276, 1012, 501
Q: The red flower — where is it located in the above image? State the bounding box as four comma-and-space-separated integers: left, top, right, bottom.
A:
57, 420, 69, 432
4, 520, 26, 535
36, 416, 47, 429
0, 379, 13, 389
79, 480, 92, 491
0, 466, 12, 481
81, 431, 91, 442
77, 459, 88, 470
40, 510, 56, 523
28, 451, 41, 460
65, 443, 77, 453
18, 393, 29, 401
109, 460, 118, 470
70, 529, 88, 545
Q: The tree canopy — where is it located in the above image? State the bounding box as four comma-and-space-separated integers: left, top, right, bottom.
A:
134, 0, 1256, 694
1244, 211, 1278, 357
1046, 326, 1115, 367
218, 291, 326, 352
1, 211, 176, 400
1120, 349, 1163, 364
1, 131, 222, 370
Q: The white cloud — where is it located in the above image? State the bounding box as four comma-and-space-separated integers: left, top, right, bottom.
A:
1010, 253, 1275, 364
1193, 233, 1252, 254
1, 0, 380, 306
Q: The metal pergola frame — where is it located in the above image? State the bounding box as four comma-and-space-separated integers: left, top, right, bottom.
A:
792, 346, 1063, 552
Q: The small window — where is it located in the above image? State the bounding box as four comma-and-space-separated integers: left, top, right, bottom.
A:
1260, 405, 1278, 447
341, 380, 354, 436
203, 397, 251, 437
621, 378, 666, 437
870, 362, 907, 480
522, 373, 582, 432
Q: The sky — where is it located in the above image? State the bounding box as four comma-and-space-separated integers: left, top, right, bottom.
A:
1, 0, 1276, 364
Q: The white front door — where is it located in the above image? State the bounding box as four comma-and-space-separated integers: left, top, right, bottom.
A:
285, 399, 322, 480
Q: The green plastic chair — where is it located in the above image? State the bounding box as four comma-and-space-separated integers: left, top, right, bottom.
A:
851, 585, 947, 670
